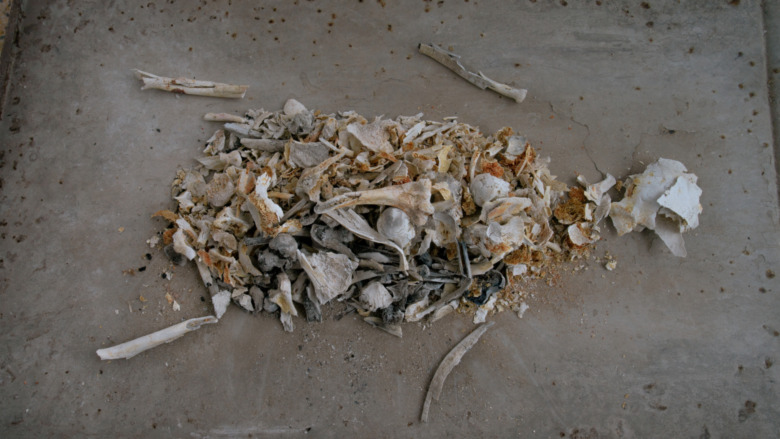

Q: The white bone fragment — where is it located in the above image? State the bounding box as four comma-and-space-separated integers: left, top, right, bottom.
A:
212, 290, 231, 319
324, 208, 409, 271
211, 230, 238, 251
421, 321, 495, 422
203, 130, 226, 155
280, 312, 294, 332
431, 212, 460, 247
470, 173, 510, 207
283, 98, 308, 116
658, 174, 702, 231
204, 113, 248, 123
609, 158, 701, 257
238, 244, 262, 276
567, 222, 600, 246
505, 135, 528, 156
132, 69, 248, 98
223, 123, 262, 137
377, 207, 416, 249
403, 121, 426, 142
473, 295, 497, 324
405, 296, 431, 322
418, 44, 527, 103
197, 150, 242, 170
96, 316, 217, 360
172, 229, 197, 260
297, 250, 358, 305
296, 150, 346, 202
287, 141, 331, 168
244, 172, 284, 234
511, 264, 528, 277
430, 300, 459, 323
174, 191, 195, 212
360, 282, 393, 312
515, 302, 529, 318
204, 174, 234, 207
314, 179, 434, 226
485, 216, 527, 253
237, 294, 255, 312
213, 205, 251, 236
347, 119, 395, 153
480, 197, 532, 223
239, 138, 287, 152
270, 272, 297, 316
578, 173, 616, 202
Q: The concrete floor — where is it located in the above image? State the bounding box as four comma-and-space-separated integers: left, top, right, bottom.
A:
0, 1, 778, 437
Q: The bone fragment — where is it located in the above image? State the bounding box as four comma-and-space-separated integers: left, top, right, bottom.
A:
421, 321, 495, 422
418, 44, 527, 103
96, 316, 217, 360
133, 69, 248, 98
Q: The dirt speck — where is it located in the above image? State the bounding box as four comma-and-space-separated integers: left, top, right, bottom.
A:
738, 400, 756, 422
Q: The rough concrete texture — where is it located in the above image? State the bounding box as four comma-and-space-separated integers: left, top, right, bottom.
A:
0, 1, 778, 437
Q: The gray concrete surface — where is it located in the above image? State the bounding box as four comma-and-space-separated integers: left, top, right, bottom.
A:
1, 1, 778, 437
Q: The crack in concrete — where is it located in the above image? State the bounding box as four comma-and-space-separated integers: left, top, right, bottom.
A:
547, 101, 604, 176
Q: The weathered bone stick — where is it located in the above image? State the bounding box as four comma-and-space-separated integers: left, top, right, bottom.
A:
421, 321, 495, 422
418, 43, 527, 103
96, 316, 218, 360
133, 69, 248, 98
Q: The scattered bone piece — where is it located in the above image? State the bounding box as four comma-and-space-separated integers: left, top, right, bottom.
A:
96, 316, 218, 360
473, 295, 497, 324
418, 44, 527, 103
609, 158, 702, 257
212, 291, 231, 319
132, 69, 248, 98
420, 322, 495, 422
